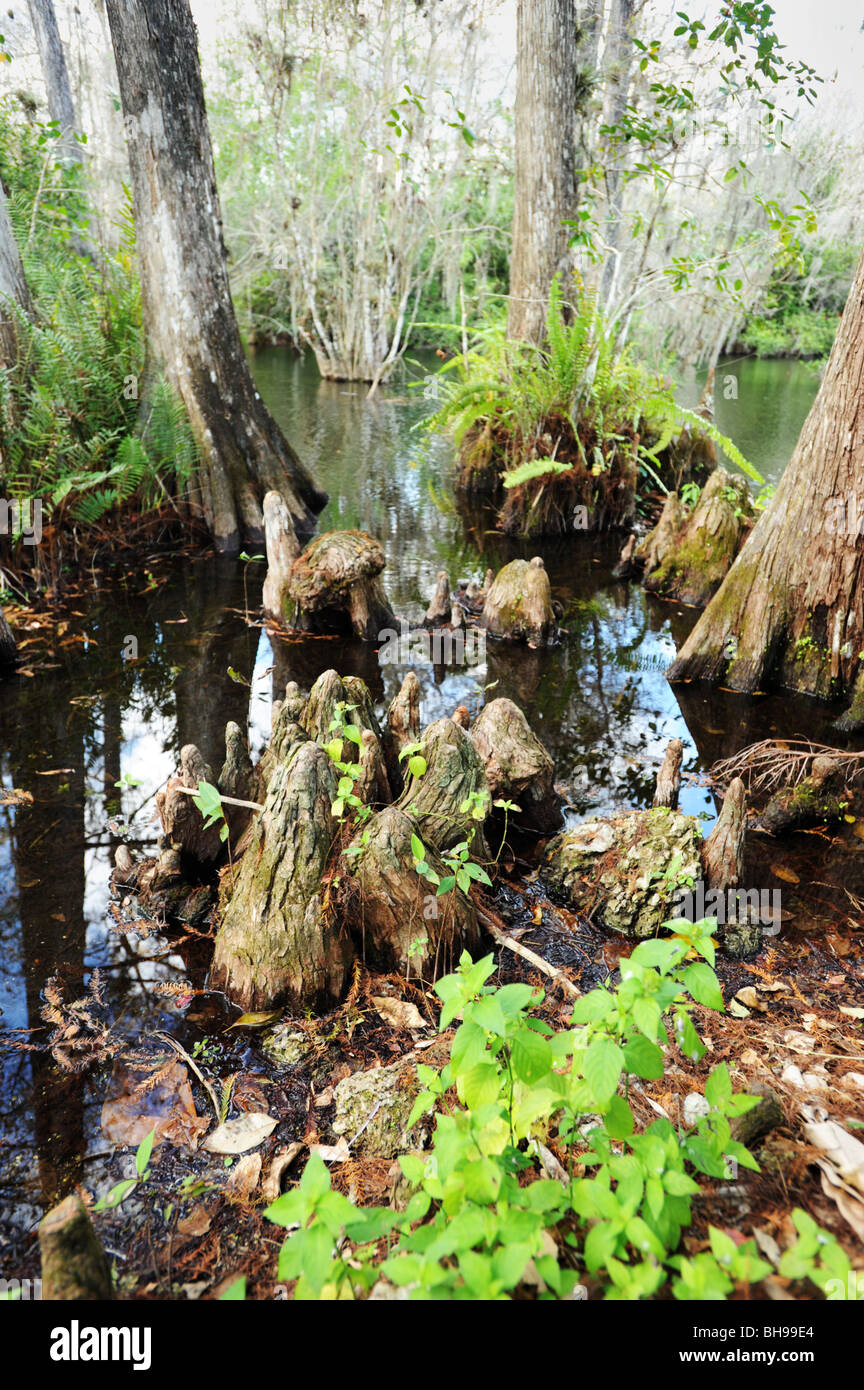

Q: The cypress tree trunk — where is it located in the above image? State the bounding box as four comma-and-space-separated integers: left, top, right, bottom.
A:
668, 243, 864, 727
0, 182, 34, 373
507, 0, 601, 343
26, 0, 81, 163
104, 0, 327, 553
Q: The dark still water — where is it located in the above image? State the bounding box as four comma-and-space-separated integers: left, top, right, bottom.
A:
0, 348, 858, 1263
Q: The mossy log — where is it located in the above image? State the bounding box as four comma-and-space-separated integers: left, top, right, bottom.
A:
344, 805, 481, 977
642, 470, 753, 607
0, 605, 16, 670
653, 737, 683, 810
757, 756, 847, 834
283, 530, 395, 640
471, 697, 562, 836
481, 557, 556, 645
39, 1193, 113, 1300
702, 777, 746, 888
210, 738, 352, 1011
156, 744, 224, 864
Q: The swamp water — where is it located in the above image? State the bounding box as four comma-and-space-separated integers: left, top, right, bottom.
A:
1, 350, 861, 1267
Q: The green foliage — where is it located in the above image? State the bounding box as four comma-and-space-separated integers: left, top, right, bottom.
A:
192, 780, 229, 844
265, 918, 852, 1300
325, 701, 372, 824
93, 1126, 156, 1212
426, 278, 752, 488
0, 105, 197, 535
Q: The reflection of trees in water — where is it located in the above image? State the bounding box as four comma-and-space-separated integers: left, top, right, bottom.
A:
2, 670, 87, 1218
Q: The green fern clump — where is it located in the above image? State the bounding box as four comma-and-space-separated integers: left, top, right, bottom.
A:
0, 105, 198, 536
426, 277, 758, 506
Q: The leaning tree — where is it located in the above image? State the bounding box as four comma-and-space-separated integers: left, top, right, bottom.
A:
507, 0, 601, 343
667, 243, 864, 729
104, 0, 327, 552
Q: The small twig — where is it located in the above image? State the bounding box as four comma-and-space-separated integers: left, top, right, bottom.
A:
173, 785, 265, 813
476, 907, 580, 999
154, 1032, 221, 1121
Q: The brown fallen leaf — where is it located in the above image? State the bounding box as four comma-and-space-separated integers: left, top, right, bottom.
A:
202, 1112, 277, 1154
176, 1204, 212, 1237
101, 1059, 210, 1150
261, 1143, 304, 1204
224, 1153, 262, 1204
734, 986, 767, 1012
370, 996, 428, 1031
771, 865, 800, 884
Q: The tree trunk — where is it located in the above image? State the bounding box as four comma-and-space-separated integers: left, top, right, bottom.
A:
0, 182, 34, 374
667, 244, 864, 718
104, 0, 327, 552
27, 0, 81, 164
508, 0, 601, 342
0, 605, 16, 670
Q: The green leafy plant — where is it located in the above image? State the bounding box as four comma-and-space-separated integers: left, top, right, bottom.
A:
325, 701, 372, 823
94, 1126, 156, 1212
265, 917, 849, 1301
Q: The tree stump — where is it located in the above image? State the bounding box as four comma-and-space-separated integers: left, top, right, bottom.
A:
303, 669, 385, 769
612, 533, 637, 580
218, 721, 263, 841
642, 470, 753, 607
384, 670, 421, 794
653, 738, 684, 810
211, 739, 352, 1010
633, 492, 685, 575
702, 778, 747, 888
471, 697, 562, 836
481, 557, 556, 645
424, 570, 452, 626
284, 530, 395, 639
39, 1193, 113, 1300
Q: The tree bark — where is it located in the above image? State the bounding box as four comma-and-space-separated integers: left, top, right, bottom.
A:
210, 738, 351, 1011
508, 0, 601, 342
104, 0, 327, 552
27, 0, 81, 164
667, 244, 864, 714
0, 605, 16, 670
0, 182, 34, 375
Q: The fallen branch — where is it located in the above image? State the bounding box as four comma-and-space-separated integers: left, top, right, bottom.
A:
475, 906, 580, 999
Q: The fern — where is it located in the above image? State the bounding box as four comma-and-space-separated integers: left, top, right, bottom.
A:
502, 457, 572, 489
